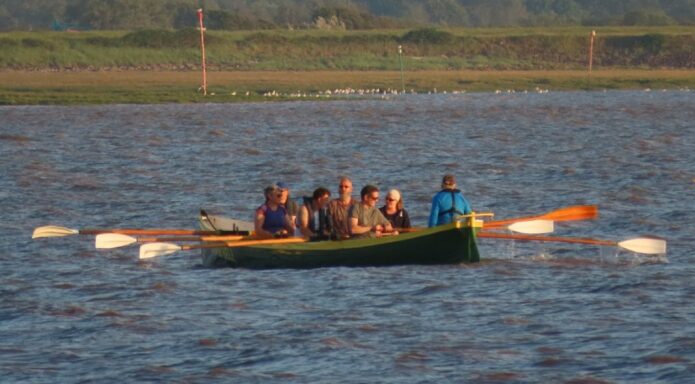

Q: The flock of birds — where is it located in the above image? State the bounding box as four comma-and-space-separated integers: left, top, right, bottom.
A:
210, 86, 690, 98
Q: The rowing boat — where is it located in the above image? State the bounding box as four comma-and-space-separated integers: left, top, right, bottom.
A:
199, 213, 480, 269
32, 205, 667, 264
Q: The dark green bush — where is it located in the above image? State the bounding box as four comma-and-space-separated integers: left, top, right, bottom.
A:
85, 36, 122, 47
605, 34, 665, 54
22, 38, 54, 49
0, 38, 19, 48
399, 28, 454, 44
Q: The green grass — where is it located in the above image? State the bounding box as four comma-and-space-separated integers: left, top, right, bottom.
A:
1, 26, 693, 71
1, 27, 693, 104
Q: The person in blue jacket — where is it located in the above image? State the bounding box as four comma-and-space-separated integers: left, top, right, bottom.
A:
428, 174, 472, 227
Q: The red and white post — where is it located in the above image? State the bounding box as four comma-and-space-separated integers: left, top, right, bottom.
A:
197, 8, 207, 96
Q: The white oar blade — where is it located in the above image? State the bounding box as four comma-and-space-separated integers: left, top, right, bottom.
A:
507, 220, 555, 234
95, 233, 138, 249
139, 243, 182, 259
32, 226, 79, 239
618, 238, 667, 255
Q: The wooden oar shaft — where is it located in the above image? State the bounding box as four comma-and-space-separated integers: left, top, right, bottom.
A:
485, 205, 598, 228
477, 232, 615, 247
138, 235, 246, 243
79, 228, 243, 236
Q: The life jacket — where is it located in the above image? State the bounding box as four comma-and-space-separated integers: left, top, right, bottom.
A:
437, 189, 465, 221
302, 196, 328, 235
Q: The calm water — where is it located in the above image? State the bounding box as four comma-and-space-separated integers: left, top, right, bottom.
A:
2, 91, 694, 383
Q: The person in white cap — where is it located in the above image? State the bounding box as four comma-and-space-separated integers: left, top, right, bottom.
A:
379, 189, 411, 229
428, 174, 471, 227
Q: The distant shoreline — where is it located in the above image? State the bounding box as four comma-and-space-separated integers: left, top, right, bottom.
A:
1, 69, 693, 105
2, 27, 693, 104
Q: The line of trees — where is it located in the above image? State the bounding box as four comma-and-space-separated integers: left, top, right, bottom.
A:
1, 0, 694, 31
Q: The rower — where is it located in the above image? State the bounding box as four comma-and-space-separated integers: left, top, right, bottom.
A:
254, 185, 295, 238
428, 174, 472, 227
297, 187, 332, 240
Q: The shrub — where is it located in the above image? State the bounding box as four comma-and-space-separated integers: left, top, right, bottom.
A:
85, 36, 122, 47
606, 34, 665, 54
0, 38, 19, 48
22, 38, 54, 49
399, 28, 454, 44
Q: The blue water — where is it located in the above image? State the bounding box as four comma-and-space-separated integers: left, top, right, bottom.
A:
1, 90, 694, 383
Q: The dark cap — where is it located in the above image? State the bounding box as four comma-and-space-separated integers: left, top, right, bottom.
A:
442, 174, 456, 186
275, 182, 289, 190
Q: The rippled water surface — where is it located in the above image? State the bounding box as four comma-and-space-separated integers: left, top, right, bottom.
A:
2, 91, 694, 383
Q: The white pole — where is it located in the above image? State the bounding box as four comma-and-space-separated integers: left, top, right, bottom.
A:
398, 45, 405, 94
197, 9, 207, 96
588, 30, 596, 78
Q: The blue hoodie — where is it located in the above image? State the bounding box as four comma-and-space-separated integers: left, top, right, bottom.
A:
428, 189, 471, 227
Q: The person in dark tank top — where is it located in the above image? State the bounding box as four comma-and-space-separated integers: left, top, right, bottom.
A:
298, 187, 332, 239
254, 185, 295, 238
379, 189, 411, 230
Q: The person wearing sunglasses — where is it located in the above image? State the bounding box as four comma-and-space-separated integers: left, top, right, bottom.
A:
327, 176, 356, 240
254, 185, 295, 238
349, 185, 397, 239
428, 174, 472, 227
379, 189, 411, 229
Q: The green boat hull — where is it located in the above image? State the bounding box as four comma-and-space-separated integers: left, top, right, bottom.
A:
201, 222, 480, 269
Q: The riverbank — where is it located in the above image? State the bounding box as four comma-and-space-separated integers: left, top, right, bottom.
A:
2, 27, 694, 72
0, 69, 692, 105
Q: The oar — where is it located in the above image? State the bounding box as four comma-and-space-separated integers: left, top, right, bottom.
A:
485, 205, 598, 229
32, 225, 247, 239
139, 237, 307, 259
95, 233, 247, 249
397, 219, 555, 235
505, 220, 554, 234
477, 232, 666, 255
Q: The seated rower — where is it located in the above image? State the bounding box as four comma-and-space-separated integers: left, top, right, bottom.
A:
255, 185, 295, 238
327, 176, 356, 240
275, 181, 299, 226
349, 185, 398, 239
379, 189, 411, 230
297, 187, 332, 240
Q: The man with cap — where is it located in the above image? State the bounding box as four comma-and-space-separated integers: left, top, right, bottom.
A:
428, 174, 472, 227
276, 181, 299, 229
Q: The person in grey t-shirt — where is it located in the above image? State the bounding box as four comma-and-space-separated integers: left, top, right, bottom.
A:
349, 185, 397, 239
